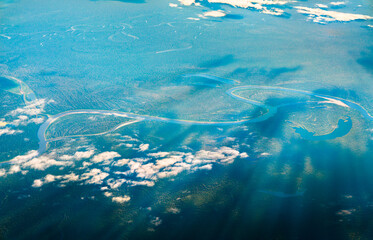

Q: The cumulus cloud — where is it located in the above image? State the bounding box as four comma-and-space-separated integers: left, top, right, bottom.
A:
150, 217, 162, 226
336, 209, 356, 216
330, 1, 345, 6
32, 179, 44, 188
22, 155, 72, 170
103, 192, 113, 197
60, 173, 80, 183
199, 10, 227, 18
178, 0, 197, 6
9, 116, 45, 127
9, 150, 39, 163
8, 99, 50, 116
81, 168, 109, 184
92, 151, 120, 164
8, 165, 21, 174
113, 158, 130, 167
106, 146, 245, 186
207, 0, 285, 16
0, 127, 23, 136
60, 150, 95, 161
167, 207, 181, 214
139, 143, 149, 152
112, 195, 131, 203
295, 6, 373, 23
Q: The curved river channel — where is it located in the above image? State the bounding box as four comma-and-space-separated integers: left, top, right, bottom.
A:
8, 75, 373, 156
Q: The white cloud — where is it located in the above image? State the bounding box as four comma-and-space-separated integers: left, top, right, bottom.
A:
9, 150, 39, 163
0, 127, 23, 136
60, 173, 80, 183
8, 165, 21, 174
150, 217, 162, 226
81, 168, 109, 184
44, 174, 58, 183
9, 116, 45, 126
200, 10, 227, 18
295, 6, 373, 23
112, 195, 131, 203
169, 3, 179, 7
336, 209, 356, 216
8, 99, 52, 116
113, 146, 243, 185
167, 207, 181, 214
107, 178, 127, 189
22, 155, 72, 170
0, 169, 6, 177
139, 143, 149, 152
207, 0, 285, 16
178, 0, 196, 6
330, 1, 345, 6
113, 158, 130, 166
103, 192, 113, 197
32, 179, 44, 188
60, 150, 95, 161
31, 173, 61, 188
315, 3, 328, 8
92, 151, 120, 164
240, 152, 249, 158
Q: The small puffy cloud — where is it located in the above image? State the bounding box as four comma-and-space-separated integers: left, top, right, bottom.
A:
113, 158, 130, 167
336, 209, 356, 216
60, 173, 80, 183
167, 207, 181, 214
148, 152, 170, 158
9, 150, 39, 163
0, 169, 6, 177
32, 179, 44, 188
139, 143, 149, 152
22, 156, 72, 170
239, 152, 249, 158
107, 178, 127, 189
178, 0, 195, 6
8, 165, 21, 174
330, 1, 345, 6
32, 174, 59, 188
92, 151, 120, 164
199, 10, 226, 18
8, 99, 50, 116
81, 168, 109, 184
44, 174, 58, 183
315, 4, 328, 8
150, 217, 162, 226
169, 3, 178, 7
194, 164, 213, 170
0, 127, 23, 136
112, 195, 131, 203
103, 192, 113, 197
9, 116, 44, 127
60, 150, 95, 161
295, 6, 373, 23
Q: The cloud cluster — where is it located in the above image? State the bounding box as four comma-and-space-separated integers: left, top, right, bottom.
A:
112, 195, 131, 203
2, 139, 249, 205
295, 6, 373, 23
0, 127, 23, 136
92, 151, 121, 164
60, 150, 95, 161
0, 99, 51, 139
8, 99, 51, 117
207, 0, 285, 16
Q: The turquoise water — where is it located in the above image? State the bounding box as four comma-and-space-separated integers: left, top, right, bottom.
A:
0, 0, 373, 239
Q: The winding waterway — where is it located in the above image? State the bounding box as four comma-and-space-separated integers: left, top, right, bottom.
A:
7, 76, 373, 157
